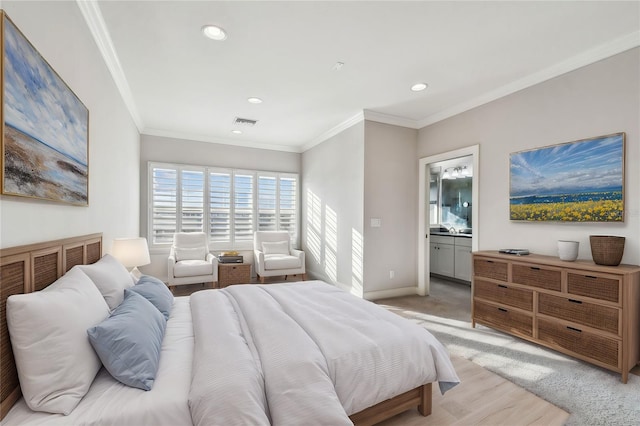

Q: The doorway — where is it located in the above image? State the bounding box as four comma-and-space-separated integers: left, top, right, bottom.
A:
418, 145, 479, 296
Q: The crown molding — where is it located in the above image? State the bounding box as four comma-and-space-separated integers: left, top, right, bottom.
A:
301, 111, 365, 152
76, 0, 144, 131
143, 128, 301, 153
362, 110, 421, 129
418, 30, 640, 128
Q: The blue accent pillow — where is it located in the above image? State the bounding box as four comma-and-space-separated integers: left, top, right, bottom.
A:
87, 290, 166, 391
128, 275, 174, 320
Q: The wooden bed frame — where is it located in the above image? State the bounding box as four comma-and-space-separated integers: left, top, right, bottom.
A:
350, 383, 432, 425
0, 233, 432, 424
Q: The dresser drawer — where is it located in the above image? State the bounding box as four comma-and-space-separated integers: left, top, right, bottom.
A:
538, 293, 619, 335
473, 300, 533, 337
474, 279, 533, 311
537, 318, 620, 369
567, 272, 620, 303
474, 258, 508, 281
512, 263, 561, 292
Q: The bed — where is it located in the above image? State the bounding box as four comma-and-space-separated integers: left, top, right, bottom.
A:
0, 233, 459, 425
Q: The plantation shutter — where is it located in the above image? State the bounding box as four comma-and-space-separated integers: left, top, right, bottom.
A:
233, 172, 255, 241
180, 169, 205, 232
150, 166, 178, 244
279, 175, 298, 242
258, 175, 277, 231
209, 171, 231, 242
148, 162, 298, 248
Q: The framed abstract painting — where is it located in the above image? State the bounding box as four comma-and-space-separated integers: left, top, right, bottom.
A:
1, 10, 89, 206
510, 133, 625, 222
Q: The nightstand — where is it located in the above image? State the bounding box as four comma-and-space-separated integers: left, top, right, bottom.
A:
218, 263, 251, 288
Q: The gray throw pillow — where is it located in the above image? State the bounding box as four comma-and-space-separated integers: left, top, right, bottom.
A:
128, 275, 173, 320
87, 290, 166, 391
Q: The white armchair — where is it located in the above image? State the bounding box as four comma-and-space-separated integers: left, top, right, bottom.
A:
254, 231, 306, 283
167, 232, 218, 289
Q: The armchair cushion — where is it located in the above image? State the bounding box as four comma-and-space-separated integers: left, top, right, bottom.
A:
174, 260, 214, 277
174, 247, 207, 262
262, 240, 289, 255
264, 254, 301, 270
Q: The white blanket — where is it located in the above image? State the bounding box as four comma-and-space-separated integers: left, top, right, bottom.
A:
188, 281, 459, 426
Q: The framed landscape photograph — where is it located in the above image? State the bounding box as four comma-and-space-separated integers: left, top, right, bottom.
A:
510, 133, 625, 222
1, 11, 89, 206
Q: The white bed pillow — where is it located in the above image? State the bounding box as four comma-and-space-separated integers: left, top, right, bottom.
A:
78, 254, 135, 310
6, 266, 110, 415
262, 240, 289, 255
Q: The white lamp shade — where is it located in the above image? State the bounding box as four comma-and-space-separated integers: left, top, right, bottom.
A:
111, 237, 151, 268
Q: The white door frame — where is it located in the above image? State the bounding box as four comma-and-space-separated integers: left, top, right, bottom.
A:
418, 145, 479, 296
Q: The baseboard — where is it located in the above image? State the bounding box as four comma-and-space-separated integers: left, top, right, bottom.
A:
305, 272, 418, 300
364, 286, 418, 301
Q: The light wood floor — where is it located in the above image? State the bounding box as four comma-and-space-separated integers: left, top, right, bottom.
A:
379, 355, 569, 426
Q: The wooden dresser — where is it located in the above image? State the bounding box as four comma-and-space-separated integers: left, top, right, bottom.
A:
472, 251, 640, 383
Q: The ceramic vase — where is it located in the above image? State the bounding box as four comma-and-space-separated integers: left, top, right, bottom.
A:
558, 240, 579, 261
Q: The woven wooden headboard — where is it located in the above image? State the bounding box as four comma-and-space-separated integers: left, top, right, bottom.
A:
0, 233, 102, 420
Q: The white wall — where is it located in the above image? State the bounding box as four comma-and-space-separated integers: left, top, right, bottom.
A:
0, 1, 140, 251
139, 134, 301, 279
301, 122, 365, 296
418, 48, 640, 265
363, 121, 418, 298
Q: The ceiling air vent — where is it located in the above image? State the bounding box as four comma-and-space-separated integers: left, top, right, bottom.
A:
233, 117, 258, 126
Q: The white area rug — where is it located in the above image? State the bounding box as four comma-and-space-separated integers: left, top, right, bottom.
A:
391, 308, 640, 426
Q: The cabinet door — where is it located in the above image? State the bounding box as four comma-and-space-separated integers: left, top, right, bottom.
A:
435, 244, 455, 277
454, 245, 472, 281
429, 242, 439, 274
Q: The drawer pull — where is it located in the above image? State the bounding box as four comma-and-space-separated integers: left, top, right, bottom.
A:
498, 284, 508, 289
498, 307, 508, 313
585, 275, 597, 279
567, 326, 582, 333
530, 266, 541, 271
568, 299, 582, 304
486, 260, 494, 263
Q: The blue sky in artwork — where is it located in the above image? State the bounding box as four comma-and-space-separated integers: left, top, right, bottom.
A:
3, 15, 87, 165
510, 134, 623, 197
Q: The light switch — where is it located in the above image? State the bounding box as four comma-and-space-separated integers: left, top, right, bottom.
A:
370, 218, 381, 228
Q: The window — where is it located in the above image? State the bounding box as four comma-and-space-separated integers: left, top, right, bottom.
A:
149, 162, 299, 249
257, 173, 298, 242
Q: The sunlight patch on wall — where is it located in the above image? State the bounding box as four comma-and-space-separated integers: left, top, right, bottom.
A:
351, 228, 363, 297
324, 204, 338, 282
306, 189, 323, 263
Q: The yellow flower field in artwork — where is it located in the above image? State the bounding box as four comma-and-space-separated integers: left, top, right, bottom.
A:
510, 199, 623, 222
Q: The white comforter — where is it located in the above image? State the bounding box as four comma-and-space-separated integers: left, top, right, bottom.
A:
189, 281, 459, 426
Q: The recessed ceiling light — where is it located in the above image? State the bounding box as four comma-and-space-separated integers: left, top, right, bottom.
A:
202, 25, 227, 41
247, 97, 263, 104
411, 83, 428, 92
231, 130, 242, 135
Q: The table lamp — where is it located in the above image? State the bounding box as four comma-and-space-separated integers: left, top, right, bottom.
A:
111, 237, 151, 280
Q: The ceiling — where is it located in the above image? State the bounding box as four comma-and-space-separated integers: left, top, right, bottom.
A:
80, 1, 640, 153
